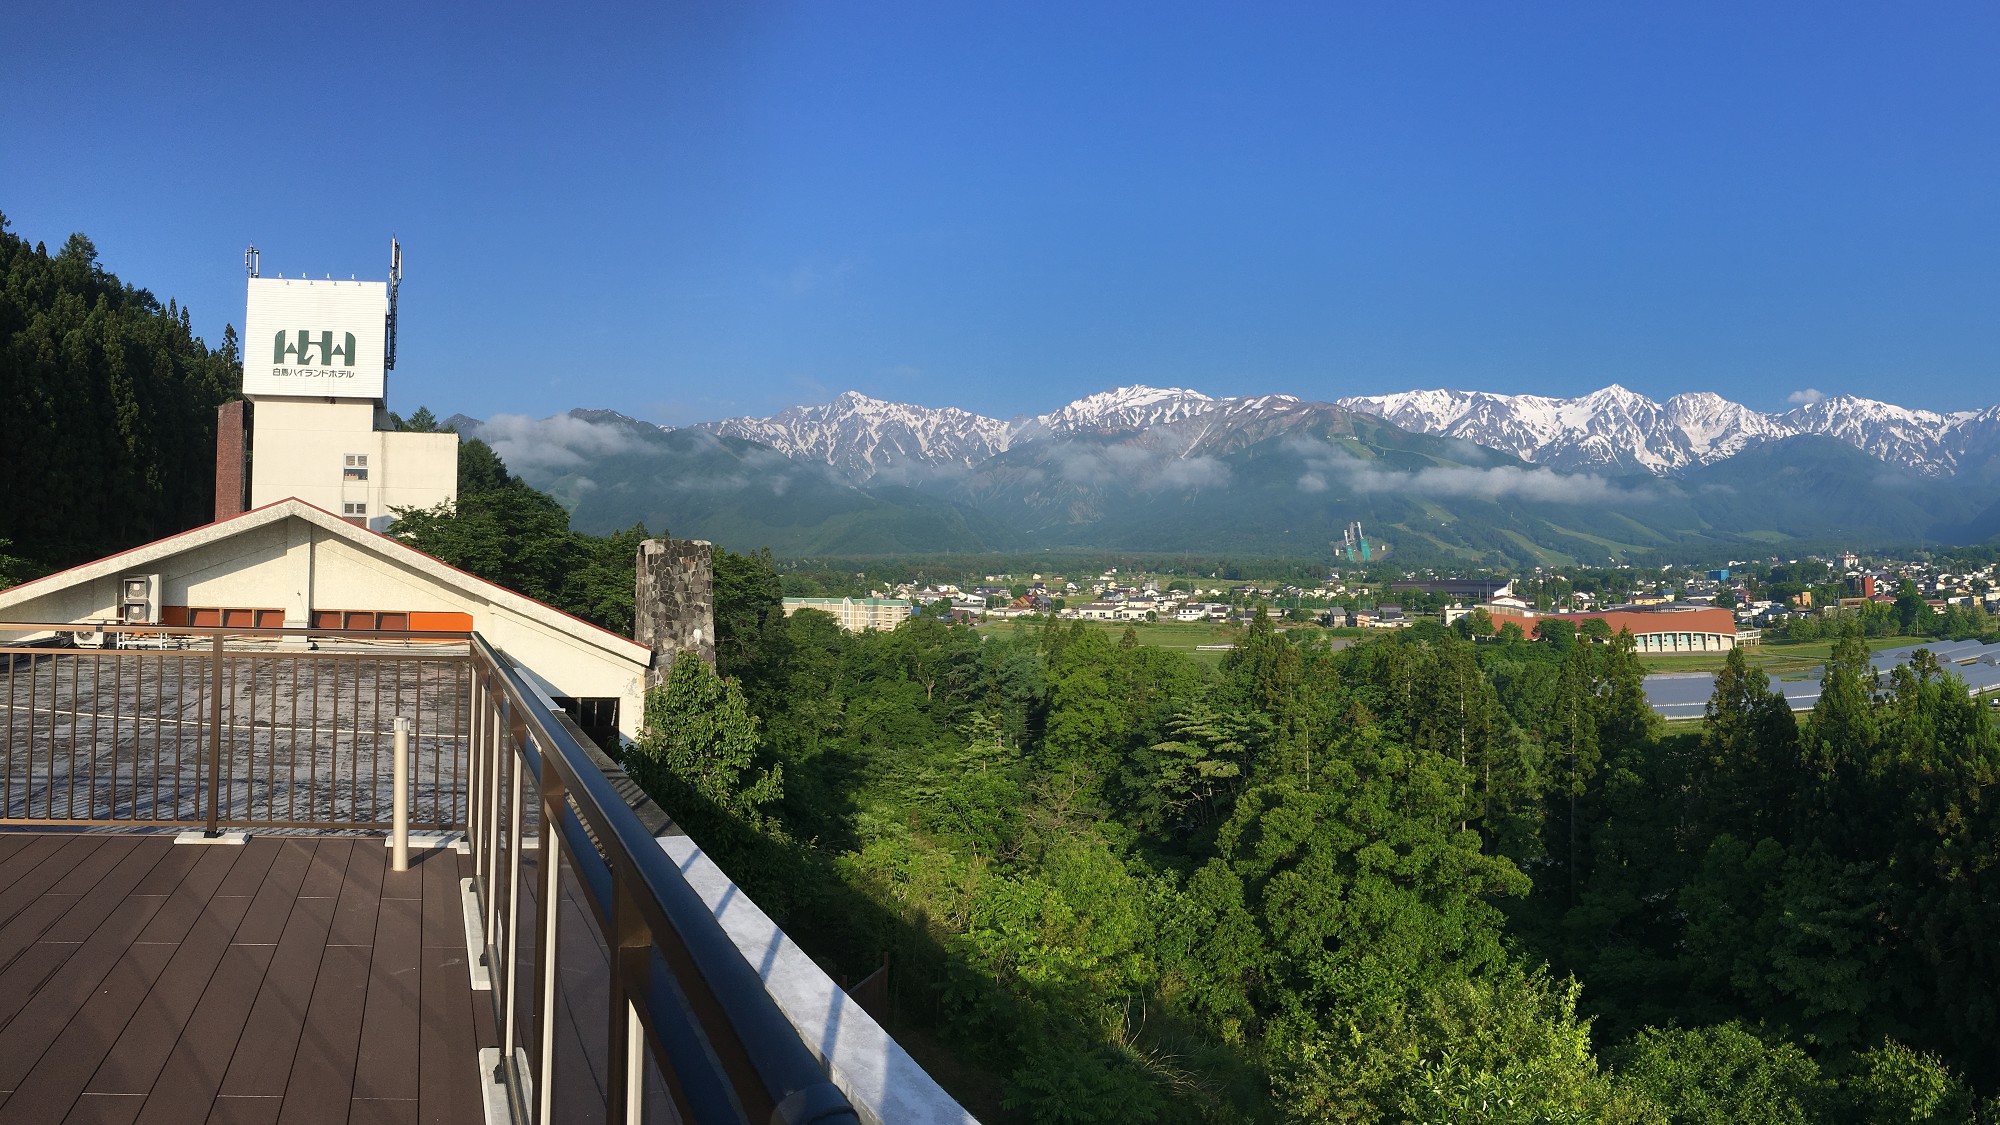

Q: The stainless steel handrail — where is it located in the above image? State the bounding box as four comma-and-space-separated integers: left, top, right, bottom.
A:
467, 634, 860, 1125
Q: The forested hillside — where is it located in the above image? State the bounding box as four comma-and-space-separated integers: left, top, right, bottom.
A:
0, 214, 241, 578
629, 580, 1997, 1124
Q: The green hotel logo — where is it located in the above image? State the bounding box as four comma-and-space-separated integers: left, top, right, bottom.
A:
272, 329, 357, 367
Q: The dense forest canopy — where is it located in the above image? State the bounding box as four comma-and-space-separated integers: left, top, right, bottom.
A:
628, 572, 1998, 1124
0, 214, 241, 579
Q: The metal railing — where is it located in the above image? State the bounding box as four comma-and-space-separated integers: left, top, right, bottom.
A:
466, 635, 861, 1125
0, 622, 471, 831
0, 619, 864, 1122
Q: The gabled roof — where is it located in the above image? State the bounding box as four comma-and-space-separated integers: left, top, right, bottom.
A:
0, 498, 651, 664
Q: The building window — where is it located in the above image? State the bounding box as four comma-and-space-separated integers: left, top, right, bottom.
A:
343, 453, 369, 481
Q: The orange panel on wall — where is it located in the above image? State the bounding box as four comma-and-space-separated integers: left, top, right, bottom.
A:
409, 611, 474, 633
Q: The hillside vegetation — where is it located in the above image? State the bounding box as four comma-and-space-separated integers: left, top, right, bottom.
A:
0, 215, 241, 578
626, 567, 2000, 1123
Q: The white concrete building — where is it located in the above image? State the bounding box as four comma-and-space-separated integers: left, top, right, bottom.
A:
235, 272, 458, 531
0, 499, 652, 738
248, 398, 459, 528
782, 597, 914, 633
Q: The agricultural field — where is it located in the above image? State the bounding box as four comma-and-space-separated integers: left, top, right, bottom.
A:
977, 617, 1364, 664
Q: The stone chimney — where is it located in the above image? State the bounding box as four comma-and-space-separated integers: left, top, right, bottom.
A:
214, 400, 249, 522
634, 539, 715, 687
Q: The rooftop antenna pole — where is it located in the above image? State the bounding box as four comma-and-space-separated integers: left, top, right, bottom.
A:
244, 245, 259, 278
385, 238, 402, 371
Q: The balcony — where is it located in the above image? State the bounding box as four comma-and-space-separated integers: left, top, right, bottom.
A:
0, 623, 971, 1125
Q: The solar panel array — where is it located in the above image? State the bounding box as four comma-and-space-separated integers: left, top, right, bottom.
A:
1642, 639, 2000, 721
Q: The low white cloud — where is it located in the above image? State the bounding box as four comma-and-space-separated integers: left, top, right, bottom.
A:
1048, 442, 1231, 492
1787, 388, 1825, 406
477, 413, 649, 475
1284, 437, 1653, 506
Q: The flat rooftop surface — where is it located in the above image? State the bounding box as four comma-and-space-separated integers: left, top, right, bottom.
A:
0, 831, 492, 1124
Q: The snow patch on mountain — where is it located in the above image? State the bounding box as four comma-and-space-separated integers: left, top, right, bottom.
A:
694, 391, 1013, 481
686, 383, 1999, 483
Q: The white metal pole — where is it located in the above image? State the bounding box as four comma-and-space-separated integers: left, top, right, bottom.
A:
392, 716, 411, 872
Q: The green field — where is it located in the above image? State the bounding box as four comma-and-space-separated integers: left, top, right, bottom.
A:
1637, 636, 1925, 676
977, 617, 1365, 664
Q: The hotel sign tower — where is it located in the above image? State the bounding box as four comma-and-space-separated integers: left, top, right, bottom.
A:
236, 242, 458, 529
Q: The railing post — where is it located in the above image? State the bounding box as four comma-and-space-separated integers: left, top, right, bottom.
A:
535, 762, 565, 1125
608, 877, 649, 1123
206, 635, 224, 835
392, 717, 411, 872
467, 675, 484, 883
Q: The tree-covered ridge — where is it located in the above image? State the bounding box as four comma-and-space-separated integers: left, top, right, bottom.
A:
390, 427, 651, 636
629, 571, 1995, 1124
0, 214, 242, 577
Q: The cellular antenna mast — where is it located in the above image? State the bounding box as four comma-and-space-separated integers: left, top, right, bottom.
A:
244, 245, 259, 278
385, 238, 402, 371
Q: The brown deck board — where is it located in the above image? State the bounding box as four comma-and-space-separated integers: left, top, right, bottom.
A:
352, 891, 420, 1103
417, 846, 479, 1125
0, 837, 187, 1043
228, 838, 315, 946
61, 1093, 145, 1125
0, 833, 495, 1124
0, 837, 123, 971
327, 844, 385, 949
0, 828, 46, 871
275, 944, 371, 1125
0, 839, 194, 1105
3, 941, 178, 1120
3, 846, 248, 1118
133, 941, 277, 1124
220, 844, 340, 1097
0, 834, 92, 929
87, 861, 265, 1095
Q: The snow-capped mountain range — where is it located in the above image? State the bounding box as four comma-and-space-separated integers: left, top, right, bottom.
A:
691, 384, 2000, 483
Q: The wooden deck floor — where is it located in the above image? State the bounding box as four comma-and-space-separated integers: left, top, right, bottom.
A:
0, 831, 494, 1125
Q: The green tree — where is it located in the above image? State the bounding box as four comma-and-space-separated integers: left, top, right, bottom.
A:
1615, 1022, 1825, 1125
1839, 1040, 1977, 1125
628, 651, 782, 826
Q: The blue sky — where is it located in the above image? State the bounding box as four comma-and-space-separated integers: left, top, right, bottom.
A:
5, 2, 1998, 423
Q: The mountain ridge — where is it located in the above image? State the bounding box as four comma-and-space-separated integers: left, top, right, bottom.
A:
681, 383, 2000, 484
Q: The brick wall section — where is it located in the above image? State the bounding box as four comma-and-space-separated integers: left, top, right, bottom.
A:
634, 538, 716, 688
213, 400, 248, 522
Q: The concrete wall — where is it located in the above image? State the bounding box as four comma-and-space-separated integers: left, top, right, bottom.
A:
248, 398, 458, 529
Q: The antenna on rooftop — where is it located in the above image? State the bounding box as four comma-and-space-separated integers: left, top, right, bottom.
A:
385, 238, 402, 371
244, 245, 259, 278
